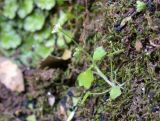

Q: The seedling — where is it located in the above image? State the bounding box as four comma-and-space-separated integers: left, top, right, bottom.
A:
52, 24, 124, 120
52, 24, 124, 98
76, 46, 122, 99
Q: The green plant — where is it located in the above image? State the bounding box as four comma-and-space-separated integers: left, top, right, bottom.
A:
93, 46, 106, 61
0, 25, 21, 49
78, 69, 94, 89
136, 1, 146, 12
26, 114, 36, 121
68, 41, 122, 120
76, 47, 122, 99
18, 0, 33, 18
24, 10, 45, 32
109, 86, 121, 100
52, 24, 124, 101
0, 0, 74, 67
60, 35, 123, 121
3, 0, 18, 19
34, 0, 56, 10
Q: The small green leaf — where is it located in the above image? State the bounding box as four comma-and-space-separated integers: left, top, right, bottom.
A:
57, 0, 65, 5
77, 69, 94, 89
0, 29, 21, 49
136, 1, 146, 12
73, 47, 82, 58
19, 52, 33, 66
58, 10, 68, 26
26, 114, 36, 121
3, 0, 18, 19
57, 33, 66, 48
24, 10, 45, 32
35, 44, 53, 58
93, 46, 106, 61
35, 0, 56, 10
45, 38, 55, 47
34, 27, 52, 42
109, 86, 121, 100
18, 0, 34, 18
63, 30, 73, 44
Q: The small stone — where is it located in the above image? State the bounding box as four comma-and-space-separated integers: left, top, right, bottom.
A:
0, 57, 24, 92
47, 92, 55, 107
135, 40, 143, 52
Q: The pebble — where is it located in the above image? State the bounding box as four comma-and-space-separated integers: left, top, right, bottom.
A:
47, 92, 55, 107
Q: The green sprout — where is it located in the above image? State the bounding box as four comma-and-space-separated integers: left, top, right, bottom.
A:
52, 23, 123, 99
52, 24, 124, 120
136, 1, 146, 12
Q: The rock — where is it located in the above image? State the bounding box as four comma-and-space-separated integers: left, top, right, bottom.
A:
135, 40, 143, 52
0, 57, 24, 92
47, 92, 55, 107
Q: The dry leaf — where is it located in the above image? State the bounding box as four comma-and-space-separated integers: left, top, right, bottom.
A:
0, 57, 24, 92
120, 16, 132, 27
40, 50, 71, 69
62, 49, 72, 60
145, 13, 160, 31
40, 56, 69, 69
135, 40, 143, 52
149, 37, 160, 48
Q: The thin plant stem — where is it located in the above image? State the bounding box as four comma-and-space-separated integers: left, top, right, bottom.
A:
110, 57, 113, 81
107, 49, 124, 57
94, 64, 115, 87
89, 89, 110, 95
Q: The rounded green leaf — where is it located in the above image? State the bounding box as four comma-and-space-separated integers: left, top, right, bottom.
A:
45, 38, 55, 47
109, 86, 121, 100
3, 0, 18, 19
77, 69, 94, 89
34, 27, 52, 42
93, 46, 106, 61
35, 44, 53, 58
0, 29, 21, 49
58, 10, 68, 26
57, 33, 66, 48
35, 0, 56, 10
26, 114, 36, 121
19, 52, 33, 66
63, 30, 73, 44
0, 22, 13, 32
24, 10, 45, 32
18, 0, 34, 18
